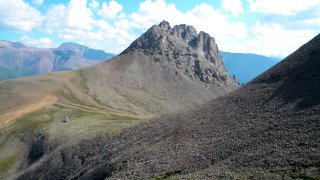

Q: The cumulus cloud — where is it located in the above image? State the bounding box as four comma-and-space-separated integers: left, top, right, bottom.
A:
45, 0, 93, 33
45, 4, 67, 33
130, 0, 183, 29
221, 0, 244, 16
98, 0, 123, 19
89, 0, 99, 9
21, 35, 53, 48
248, 0, 320, 15
32, 0, 44, 5
2, 0, 318, 56
0, 0, 43, 31
67, 0, 93, 30
227, 22, 318, 56
42, 0, 130, 51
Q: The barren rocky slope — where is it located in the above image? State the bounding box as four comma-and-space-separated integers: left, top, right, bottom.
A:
79, 20, 239, 116
0, 21, 238, 179
16, 34, 320, 179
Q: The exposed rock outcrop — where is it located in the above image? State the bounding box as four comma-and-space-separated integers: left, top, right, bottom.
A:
122, 20, 239, 86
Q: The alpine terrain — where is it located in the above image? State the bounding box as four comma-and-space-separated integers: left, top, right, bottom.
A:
0, 41, 114, 81
0, 21, 239, 179
11, 33, 320, 179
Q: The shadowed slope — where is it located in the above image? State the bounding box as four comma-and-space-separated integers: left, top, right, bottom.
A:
16, 35, 320, 179
252, 34, 320, 109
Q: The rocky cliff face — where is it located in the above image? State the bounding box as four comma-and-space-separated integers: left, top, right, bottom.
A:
122, 20, 239, 86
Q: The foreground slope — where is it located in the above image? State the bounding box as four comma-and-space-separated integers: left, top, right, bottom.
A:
17, 34, 320, 179
0, 21, 238, 178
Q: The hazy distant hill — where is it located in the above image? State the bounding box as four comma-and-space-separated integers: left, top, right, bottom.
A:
0, 40, 115, 80
0, 40, 280, 84
221, 51, 280, 84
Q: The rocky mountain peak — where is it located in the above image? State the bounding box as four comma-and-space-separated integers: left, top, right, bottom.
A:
58, 42, 87, 53
159, 20, 171, 31
121, 21, 239, 86
0, 40, 25, 49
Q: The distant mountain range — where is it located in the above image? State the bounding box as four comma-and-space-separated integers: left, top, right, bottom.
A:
0, 40, 280, 83
221, 52, 280, 84
0, 40, 115, 80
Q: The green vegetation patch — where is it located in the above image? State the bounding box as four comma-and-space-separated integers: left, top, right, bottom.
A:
0, 156, 17, 179
11, 107, 60, 132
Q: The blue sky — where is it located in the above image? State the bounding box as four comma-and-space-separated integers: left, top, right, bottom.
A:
0, 0, 319, 57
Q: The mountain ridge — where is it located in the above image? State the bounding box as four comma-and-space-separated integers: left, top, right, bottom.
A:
221, 51, 279, 84
122, 20, 238, 85
0, 40, 115, 80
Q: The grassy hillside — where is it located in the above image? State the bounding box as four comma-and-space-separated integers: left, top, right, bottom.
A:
0, 69, 144, 178
0, 52, 237, 179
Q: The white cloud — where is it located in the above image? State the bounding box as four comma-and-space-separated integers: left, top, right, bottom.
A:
186, 3, 248, 40
21, 35, 53, 48
32, 0, 44, 5
89, 0, 99, 9
41, 0, 131, 53
45, 4, 67, 33
248, 0, 320, 15
130, 0, 183, 29
221, 0, 244, 16
98, 0, 123, 19
119, 12, 126, 18
45, 0, 93, 33
227, 22, 318, 56
67, 0, 93, 30
7, 0, 316, 56
0, 0, 43, 31
115, 19, 130, 30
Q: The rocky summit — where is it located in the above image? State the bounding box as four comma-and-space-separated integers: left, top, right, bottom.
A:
123, 20, 239, 86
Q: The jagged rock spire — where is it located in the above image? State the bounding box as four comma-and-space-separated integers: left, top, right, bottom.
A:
121, 21, 239, 86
